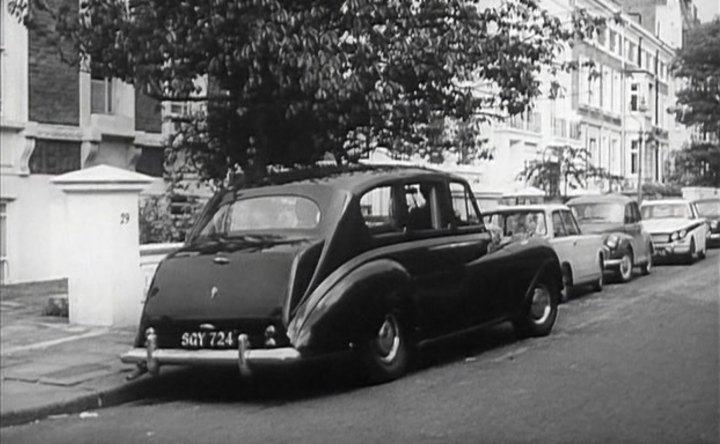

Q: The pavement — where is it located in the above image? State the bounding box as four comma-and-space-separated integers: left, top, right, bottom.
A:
0, 280, 156, 428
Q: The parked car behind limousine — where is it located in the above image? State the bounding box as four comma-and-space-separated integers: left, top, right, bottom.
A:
483, 204, 604, 302
122, 166, 564, 384
566, 194, 653, 283
640, 199, 708, 263
693, 198, 720, 248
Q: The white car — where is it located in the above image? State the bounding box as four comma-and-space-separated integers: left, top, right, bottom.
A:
483, 204, 605, 302
640, 199, 708, 263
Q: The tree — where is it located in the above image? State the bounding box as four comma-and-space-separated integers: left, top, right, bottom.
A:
10, 0, 605, 183
518, 144, 622, 198
672, 18, 720, 142
668, 142, 720, 187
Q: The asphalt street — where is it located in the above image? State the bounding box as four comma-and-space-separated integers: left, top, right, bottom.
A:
2, 250, 718, 444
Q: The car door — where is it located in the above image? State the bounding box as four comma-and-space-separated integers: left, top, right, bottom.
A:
690, 202, 708, 251
382, 179, 475, 337
561, 209, 597, 283
549, 210, 579, 282
445, 181, 509, 324
627, 202, 650, 263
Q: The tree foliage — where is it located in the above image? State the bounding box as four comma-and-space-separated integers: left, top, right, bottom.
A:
668, 142, 720, 188
11, 0, 604, 182
518, 144, 623, 198
672, 18, 720, 141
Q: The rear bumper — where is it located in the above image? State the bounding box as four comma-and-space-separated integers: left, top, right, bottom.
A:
121, 331, 302, 377
652, 241, 691, 257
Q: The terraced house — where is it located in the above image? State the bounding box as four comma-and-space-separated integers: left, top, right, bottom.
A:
0, 0, 166, 284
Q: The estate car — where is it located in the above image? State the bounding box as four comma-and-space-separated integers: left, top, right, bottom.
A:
122, 166, 565, 383
567, 194, 653, 283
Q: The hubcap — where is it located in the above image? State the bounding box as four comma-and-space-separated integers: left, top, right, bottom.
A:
529, 286, 552, 325
620, 255, 632, 278
375, 315, 400, 364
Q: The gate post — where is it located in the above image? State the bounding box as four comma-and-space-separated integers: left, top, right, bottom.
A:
52, 165, 153, 327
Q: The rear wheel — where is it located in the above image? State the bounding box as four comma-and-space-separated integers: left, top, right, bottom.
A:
617, 251, 633, 283
513, 280, 559, 338
640, 254, 652, 275
360, 312, 410, 384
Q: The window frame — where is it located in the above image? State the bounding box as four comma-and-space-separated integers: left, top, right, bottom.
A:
552, 211, 568, 238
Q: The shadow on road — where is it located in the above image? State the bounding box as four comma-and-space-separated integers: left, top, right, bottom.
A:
133, 322, 525, 406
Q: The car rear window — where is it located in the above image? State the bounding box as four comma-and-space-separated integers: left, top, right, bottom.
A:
570, 203, 624, 224
641, 204, 690, 219
485, 211, 547, 237
197, 195, 321, 237
695, 201, 720, 217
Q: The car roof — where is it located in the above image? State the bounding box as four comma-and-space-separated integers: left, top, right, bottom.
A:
230, 164, 463, 195
566, 194, 633, 205
640, 198, 690, 206
484, 203, 569, 214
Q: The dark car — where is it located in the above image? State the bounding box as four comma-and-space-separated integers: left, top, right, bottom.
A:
694, 198, 720, 247
122, 166, 563, 384
566, 194, 653, 283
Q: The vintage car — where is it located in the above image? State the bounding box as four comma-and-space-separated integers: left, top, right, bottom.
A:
694, 198, 720, 248
566, 194, 653, 283
482, 204, 604, 302
122, 166, 564, 384
640, 199, 708, 263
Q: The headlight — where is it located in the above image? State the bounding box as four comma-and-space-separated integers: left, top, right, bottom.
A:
605, 234, 619, 249
679, 229, 687, 239
670, 231, 679, 241
711, 221, 718, 229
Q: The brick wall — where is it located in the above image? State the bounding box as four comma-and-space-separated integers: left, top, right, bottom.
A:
28, 0, 79, 125
135, 87, 162, 133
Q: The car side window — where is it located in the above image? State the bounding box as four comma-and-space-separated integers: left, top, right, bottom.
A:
405, 182, 440, 231
624, 204, 633, 224
552, 211, 567, 237
449, 181, 481, 226
631, 202, 642, 222
360, 186, 400, 235
561, 210, 581, 235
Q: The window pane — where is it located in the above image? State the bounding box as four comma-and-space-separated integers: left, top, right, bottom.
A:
29, 139, 81, 175
360, 186, 397, 233
405, 182, 434, 231
552, 212, 566, 237
449, 182, 480, 226
561, 211, 580, 235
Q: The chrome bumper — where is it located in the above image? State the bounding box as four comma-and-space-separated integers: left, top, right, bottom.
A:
121, 330, 301, 377
603, 258, 623, 268
652, 242, 691, 256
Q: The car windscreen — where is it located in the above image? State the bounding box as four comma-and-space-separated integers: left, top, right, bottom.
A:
641, 204, 691, 219
196, 195, 321, 238
695, 201, 720, 217
570, 203, 624, 224
484, 211, 547, 237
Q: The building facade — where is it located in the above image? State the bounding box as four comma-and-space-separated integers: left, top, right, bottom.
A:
0, 0, 165, 284
482, 0, 693, 197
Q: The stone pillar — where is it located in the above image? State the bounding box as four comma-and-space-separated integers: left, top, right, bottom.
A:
52, 165, 153, 327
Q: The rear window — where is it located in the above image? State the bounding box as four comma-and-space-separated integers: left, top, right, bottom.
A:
695, 201, 720, 217
570, 203, 624, 224
484, 211, 547, 237
641, 204, 690, 219
197, 195, 321, 237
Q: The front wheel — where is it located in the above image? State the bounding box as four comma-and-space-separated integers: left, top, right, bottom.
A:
360, 312, 410, 384
685, 238, 697, 265
513, 281, 559, 338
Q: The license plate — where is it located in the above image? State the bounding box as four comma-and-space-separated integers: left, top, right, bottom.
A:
181, 331, 236, 349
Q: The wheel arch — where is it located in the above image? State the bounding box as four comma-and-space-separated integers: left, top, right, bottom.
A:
288, 258, 414, 350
